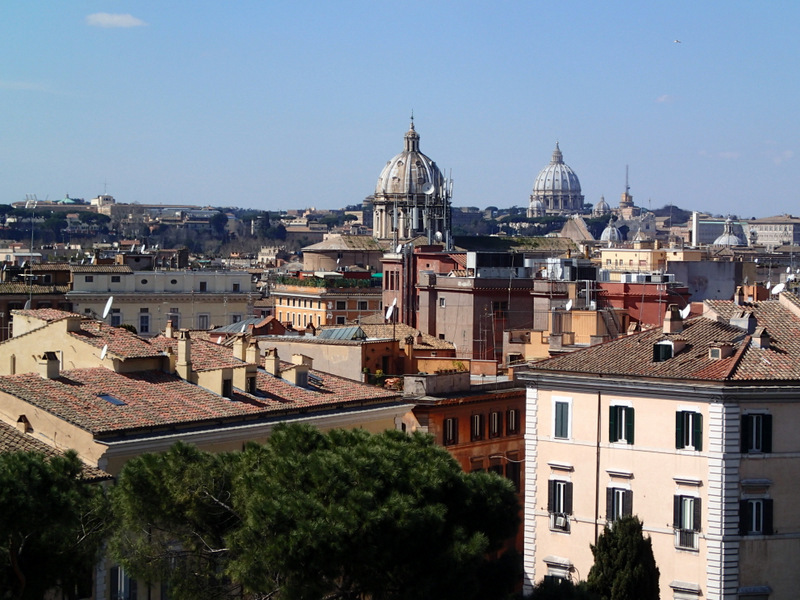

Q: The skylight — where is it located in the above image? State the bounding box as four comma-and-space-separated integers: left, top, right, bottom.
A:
98, 393, 126, 406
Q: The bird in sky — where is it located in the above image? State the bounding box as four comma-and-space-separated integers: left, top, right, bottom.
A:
674, 39, 681, 43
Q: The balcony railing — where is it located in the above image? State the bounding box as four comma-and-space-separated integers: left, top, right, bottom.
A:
674, 528, 698, 550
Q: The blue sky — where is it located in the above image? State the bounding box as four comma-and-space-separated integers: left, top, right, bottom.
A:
1, 1, 798, 218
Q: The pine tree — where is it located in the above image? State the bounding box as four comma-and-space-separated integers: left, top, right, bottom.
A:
587, 516, 660, 600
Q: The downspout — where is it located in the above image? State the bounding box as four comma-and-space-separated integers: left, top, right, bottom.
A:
594, 390, 602, 544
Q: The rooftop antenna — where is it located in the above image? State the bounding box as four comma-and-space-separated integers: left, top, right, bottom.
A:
24, 195, 37, 308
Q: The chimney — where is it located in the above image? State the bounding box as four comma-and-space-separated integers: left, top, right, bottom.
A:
38, 351, 60, 380
232, 333, 247, 361
165, 319, 174, 339
730, 310, 757, 334
733, 286, 744, 306
246, 339, 260, 364
177, 329, 192, 379
751, 327, 771, 349
285, 354, 311, 387
264, 347, 280, 376
662, 304, 684, 334
163, 346, 177, 374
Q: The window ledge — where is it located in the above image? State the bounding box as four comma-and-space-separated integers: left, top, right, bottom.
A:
606, 469, 633, 479
673, 476, 703, 487
547, 461, 574, 472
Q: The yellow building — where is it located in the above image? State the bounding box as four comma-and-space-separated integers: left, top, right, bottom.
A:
520, 295, 800, 599
272, 281, 382, 327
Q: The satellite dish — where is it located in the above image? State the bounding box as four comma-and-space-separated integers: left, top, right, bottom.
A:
102, 296, 114, 319
434, 231, 443, 242
788, 267, 792, 273
565, 299, 573, 311
421, 182, 435, 195
772, 283, 786, 295
395, 244, 403, 253
100, 345, 108, 360
680, 305, 691, 320
754, 258, 759, 263
240, 322, 247, 333
788, 274, 796, 281
766, 281, 772, 289
23, 299, 31, 310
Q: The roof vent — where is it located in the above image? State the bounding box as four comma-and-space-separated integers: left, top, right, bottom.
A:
38, 351, 60, 380
730, 310, 757, 334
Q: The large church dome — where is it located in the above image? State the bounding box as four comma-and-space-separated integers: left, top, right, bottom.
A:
529, 143, 584, 216
375, 121, 444, 197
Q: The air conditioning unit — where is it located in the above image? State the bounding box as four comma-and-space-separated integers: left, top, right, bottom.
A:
555, 515, 568, 529
326, 313, 333, 319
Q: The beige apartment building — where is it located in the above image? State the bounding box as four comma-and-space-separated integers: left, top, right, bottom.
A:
272, 281, 382, 327
66, 265, 256, 335
519, 294, 800, 600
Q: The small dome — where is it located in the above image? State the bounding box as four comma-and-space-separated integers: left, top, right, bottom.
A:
529, 198, 546, 217
593, 195, 610, 216
713, 218, 744, 246
600, 218, 622, 242
532, 143, 582, 195
375, 120, 444, 197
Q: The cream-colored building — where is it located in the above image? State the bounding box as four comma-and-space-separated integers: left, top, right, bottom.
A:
66, 265, 256, 334
519, 294, 800, 600
598, 245, 706, 281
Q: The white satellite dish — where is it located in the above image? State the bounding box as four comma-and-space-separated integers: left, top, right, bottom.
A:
565, 299, 573, 311
680, 305, 691, 320
385, 297, 397, 321
771, 283, 786, 295
766, 281, 772, 289
754, 258, 759, 263
395, 244, 403, 253
421, 182, 435, 195
99, 344, 108, 360
102, 296, 114, 319
788, 274, 796, 281
240, 322, 247, 333
787, 266, 792, 273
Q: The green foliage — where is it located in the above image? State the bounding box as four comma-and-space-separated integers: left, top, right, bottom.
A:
531, 577, 598, 600
0, 451, 108, 600
109, 425, 521, 600
587, 517, 660, 600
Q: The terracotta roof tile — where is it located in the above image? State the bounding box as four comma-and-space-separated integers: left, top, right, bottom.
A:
70, 321, 165, 359
12, 308, 83, 321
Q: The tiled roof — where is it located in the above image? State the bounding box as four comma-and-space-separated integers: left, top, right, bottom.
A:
71, 265, 133, 274
531, 296, 800, 382
12, 308, 83, 321
302, 235, 387, 252
0, 364, 401, 438
70, 321, 166, 359
0, 421, 110, 481
0, 283, 71, 294
31, 263, 72, 272
151, 336, 248, 371
356, 323, 455, 350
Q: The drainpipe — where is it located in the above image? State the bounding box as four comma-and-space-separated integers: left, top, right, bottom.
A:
595, 390, 602, 544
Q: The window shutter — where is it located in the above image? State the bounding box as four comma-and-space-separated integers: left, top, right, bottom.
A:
673, 495, 682, 528
739, 499, 748, 535
763, 499, 774, 535
606, 488, 614, 519
564, 482, 574, 515
623, 489, 633, 516
763, 415, 773, 453
741, 415, 751, 453
609, 406, 617, 442
675, 412, 684, 449
547, 480, 555, 512
110, 566, 119, 598
693, 413, 703, 451
626, 407, 635, 445
693, 497, 702, 531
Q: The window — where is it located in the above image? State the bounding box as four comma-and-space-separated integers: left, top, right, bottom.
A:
222, 379, 233, 398
199, 281, 207, 292
739, 498, 773, 535
443, 417, 458, 445
548, 480, 573, 531
358, 300, 368, 310
197, 314, 210, 330
506, 460, 521, 491
471, 414, 484, 441
336, 316, 346, 325
246, 376, 257, 394
138, 313, 150, 334
111, 275, 120, 283
606, 487, 632, 522
110, 308, 122, 327
336, 300, 346, 310
741, 414, 772, 453
488, 456, 503, 476
110, 565, 138, 599
653, 341, 673, 361
609, 405, 635, 444
231, 314, 242, 324
140, 279, 148, 285
489, 411, 503, 438
554, 400, 570, 439
676, 411, 703, 451
233, 282, 240, 292
507, 408, 520, 435
673, 495, 701, 549
439, 297, 446, 308
492, 300, 508, 319
84, 275, 93, 283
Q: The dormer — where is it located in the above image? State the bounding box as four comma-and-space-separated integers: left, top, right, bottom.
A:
708, 342, 734, 360
751, 327, 771, 350
653, 338, 686, 362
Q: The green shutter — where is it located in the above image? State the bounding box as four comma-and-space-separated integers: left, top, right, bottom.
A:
675, 411, 684, 449
763, 414, 773, 453
763, 499, 774, 534
626, 407, 635, 445
609, 406, 617, 442
693, 413, 703, 451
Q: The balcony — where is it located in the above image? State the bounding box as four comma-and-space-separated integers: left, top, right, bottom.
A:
674, 528, 698, 550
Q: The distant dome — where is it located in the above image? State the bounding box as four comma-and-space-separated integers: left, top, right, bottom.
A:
375, 121, 444, 197
600, 218, 622, 243
529, 143, 584, 216
529, 198, 546, 218
713, 218, 745, 246
593, 195, 610, 217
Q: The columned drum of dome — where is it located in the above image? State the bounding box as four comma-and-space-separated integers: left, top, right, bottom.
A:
372, 120, 452, 248
529, 143, 584, 216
